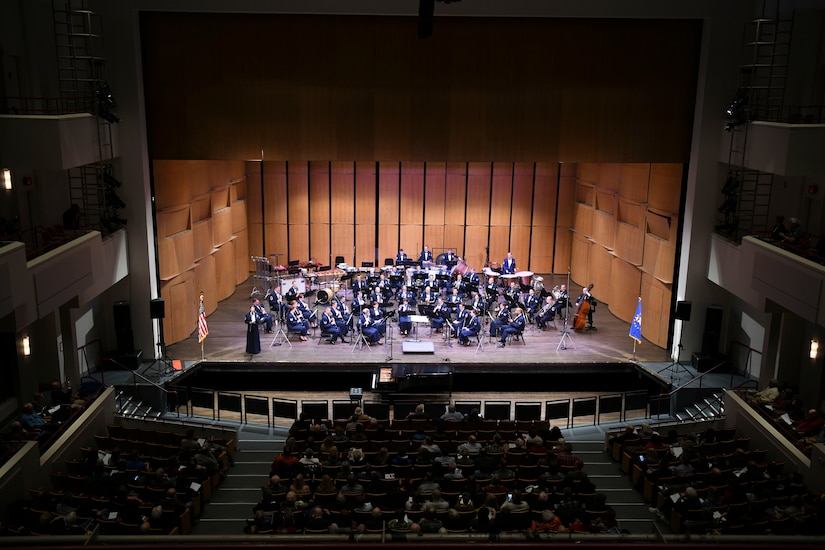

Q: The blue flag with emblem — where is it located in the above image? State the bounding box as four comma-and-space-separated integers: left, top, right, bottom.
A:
629, 297, 642, 344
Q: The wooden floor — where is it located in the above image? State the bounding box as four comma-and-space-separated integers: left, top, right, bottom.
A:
166, 275, 670, 367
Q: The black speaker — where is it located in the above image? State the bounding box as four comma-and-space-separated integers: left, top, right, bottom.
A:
150, 298, 166, 319
701, 305, 723, 355
418, 0, 434, 38
113, 301, 134, 354
674, 301, 692, 321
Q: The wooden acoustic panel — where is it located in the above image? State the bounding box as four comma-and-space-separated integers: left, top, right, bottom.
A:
443, 225, 465, 258
263, 161, 288, 222
263, 223, 287, 262
289, 224, 309, 263
597, 163, 622, 192
508, 225, 531, 273
192, 219, 213, 262
234, 228, 249, 285
214, 240, 236, 301
355, 224, 375, 266
248, 222, 263, 258
648, 163, 683, 214
575, 163, 600, 185
377, 224, 398, 265
355, 162, 377, 222
160, 271, 195, 345
287, 163, 309, 224
378, 162, 400, 225
191, 194, 211, 224
424, 162, 446, 226
158, 230, 194, 281
570, 233, 591, 285
399, 225, 423, 260
193, 254, 217, 316
157, 204, 190, 239
488, 226, 510, 266
574, 203, 593, 237
211, 187, 230, 213
153, 160, 208, 209
465, 162, 492, 226
591, 211, 616, 251
400, 162, 424, 225
529, 226, 554, 274
209, 160, 247, 189
231, 199, 247, 234
212, 208, 232, 247
331, 161, 355, 224
490, 162, 513, 226
423, 225, 445, 254
557, 176, 576, 228
606, 256, 642, 323
641, 272, 672, 348
309, 161, 331, 224
615, 221, 644, 266
587, 244, 613, 299
310, 222, 330, 265
512, 164, 534, 227
620, 163, 651, 203
445, 162, 467, 223
463, 226, 487, 267
552, 229, 572, 275
330, 223, 354, 265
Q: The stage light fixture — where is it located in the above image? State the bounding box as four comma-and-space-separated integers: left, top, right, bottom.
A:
105, 187, 127, 209
22, 336, 31, 356
811, 339, 819, 360
2, 168, 10, 190
103, 172, 122, 188
718, 196, 737, 214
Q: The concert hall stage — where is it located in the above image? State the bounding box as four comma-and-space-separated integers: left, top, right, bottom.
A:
165, 276, 671, 369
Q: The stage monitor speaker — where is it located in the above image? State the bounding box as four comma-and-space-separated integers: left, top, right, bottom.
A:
674, 301, 692, 321
418, 0, 434, 38
150, 298, 166, 319
701, 305, 723, 355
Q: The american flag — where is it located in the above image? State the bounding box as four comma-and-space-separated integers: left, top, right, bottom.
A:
198, 292, 209, 343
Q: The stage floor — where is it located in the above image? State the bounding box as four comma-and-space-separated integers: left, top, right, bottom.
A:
166, 275, 671, 367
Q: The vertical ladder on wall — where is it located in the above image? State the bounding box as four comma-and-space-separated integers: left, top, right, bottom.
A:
53, 0, 118, 231
723, 1, 793, 239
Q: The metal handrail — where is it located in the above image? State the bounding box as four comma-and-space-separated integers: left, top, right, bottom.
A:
104, 356, 180, 415
729, 340, 764, 381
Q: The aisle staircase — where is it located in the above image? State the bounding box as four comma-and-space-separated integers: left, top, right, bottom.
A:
190, 426, 287, 535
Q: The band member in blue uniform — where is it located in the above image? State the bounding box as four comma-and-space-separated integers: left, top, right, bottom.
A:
459, 308, 481, 346
524, 288, 539, 323
489, 302, 510, 338
498, 307, 525, 347
450, 303, 470, 339
370, 301, 387, 338
502, 252, 517, 275
398, 284, 416, 307
295, 293, 317, 327
352, 274, 368, 295
536, 296, 555, 330
287, 303, 309, 341
470, 292, 486, 316
359, 308, 381, 344
430, 296, 448, 332
551, 284, 570, 319
245, 305, 262, 354
319, 307, 344, 344
396, 249, 408, 264
252, 299, 273, 333
331, 299, 351, 339
398, 298, 413, 336
419, 246, 433, 264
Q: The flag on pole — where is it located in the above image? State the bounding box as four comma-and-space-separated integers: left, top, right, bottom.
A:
629, 296, 642, 344
198, 292, 209, 343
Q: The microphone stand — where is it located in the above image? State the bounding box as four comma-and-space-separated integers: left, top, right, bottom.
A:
556, 267, 575, 351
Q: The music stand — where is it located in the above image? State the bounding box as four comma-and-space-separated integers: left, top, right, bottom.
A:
351, 314, 371, 352
556, 268, 575, 351
269, 309, 292, 349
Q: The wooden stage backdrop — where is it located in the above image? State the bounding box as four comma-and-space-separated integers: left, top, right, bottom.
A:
154, 160, 681, 348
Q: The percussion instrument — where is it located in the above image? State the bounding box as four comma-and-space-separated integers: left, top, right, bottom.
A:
502, 274, 518, 282
316, 288, 334, 304
451, 260, 470, 277
516, 271, 534, 287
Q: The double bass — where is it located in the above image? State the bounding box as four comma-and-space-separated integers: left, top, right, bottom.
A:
574, 283, 595, 331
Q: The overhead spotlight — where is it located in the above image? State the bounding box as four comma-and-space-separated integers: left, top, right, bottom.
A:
2, 168, 11, 190
721, 172, 740, 194
103, 171, 122, 188
95, 82, 115, 107
718, 196, 737, 214
105, 187, 127, 210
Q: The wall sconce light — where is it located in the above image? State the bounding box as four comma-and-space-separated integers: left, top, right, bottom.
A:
2, 168, 11, 190
810, 339, 819, 360
22, 336, 31, 356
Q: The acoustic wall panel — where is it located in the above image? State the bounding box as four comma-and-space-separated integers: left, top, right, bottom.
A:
490, 162, 513, 226
214, 240, 236, 301
641, 272, 671, 348
512, 164, 534, 227
465, 162, 491, 226
606, 256, 642, 323
570, 233, 591, 285
424, 162, 446, 226
620, 163, 651, 203
331, 162, 355, 224
648, 163, 683, 214
400, 162, 425, 225
444, 163, 467, 224
287, 163, 309, 224
309, 161, 331, 223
